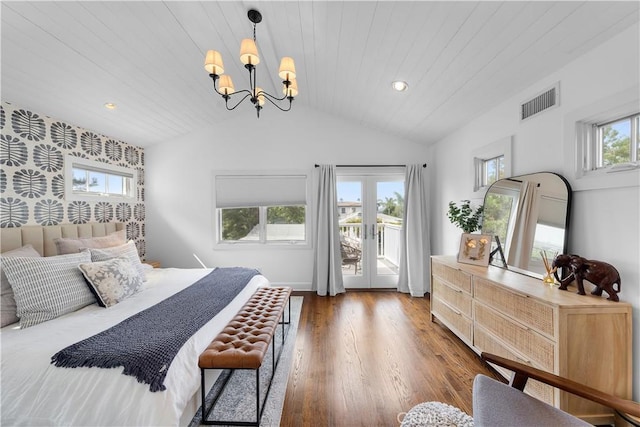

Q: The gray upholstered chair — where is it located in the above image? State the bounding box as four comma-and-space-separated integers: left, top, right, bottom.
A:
473, 353, 640, 427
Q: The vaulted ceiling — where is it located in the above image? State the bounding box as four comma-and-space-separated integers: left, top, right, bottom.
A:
2, 1, 638, 147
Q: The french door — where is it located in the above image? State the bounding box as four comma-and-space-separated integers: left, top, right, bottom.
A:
336, 172, 404, 288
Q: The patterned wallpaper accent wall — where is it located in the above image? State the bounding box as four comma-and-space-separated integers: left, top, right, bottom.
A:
0, 102, 146, 258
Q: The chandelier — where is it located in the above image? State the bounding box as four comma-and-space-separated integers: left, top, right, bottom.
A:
204, 9, 298, 118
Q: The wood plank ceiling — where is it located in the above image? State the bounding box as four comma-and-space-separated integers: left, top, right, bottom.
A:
1, 1, 638, 147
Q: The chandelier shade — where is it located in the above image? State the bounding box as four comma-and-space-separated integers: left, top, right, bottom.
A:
278, 57, 296, 80
204, 9, 298, 118
204, 50, 224, 75
239, 39, 260, 66
218, 75, 235, 95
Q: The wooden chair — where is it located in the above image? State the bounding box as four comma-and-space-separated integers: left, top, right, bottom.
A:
474, 352, 640, 426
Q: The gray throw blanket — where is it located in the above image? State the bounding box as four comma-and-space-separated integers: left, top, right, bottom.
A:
51, 267, 259, 392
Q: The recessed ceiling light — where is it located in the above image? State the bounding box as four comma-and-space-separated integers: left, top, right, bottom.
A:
391, 81, 408, 92
104, 103, 117, 110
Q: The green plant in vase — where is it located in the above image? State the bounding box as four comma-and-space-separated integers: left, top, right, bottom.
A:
447, 200, 484, 233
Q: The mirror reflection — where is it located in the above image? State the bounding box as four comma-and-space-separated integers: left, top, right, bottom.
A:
481, 172, 572, 277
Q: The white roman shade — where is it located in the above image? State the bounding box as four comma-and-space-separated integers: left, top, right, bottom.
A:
536, 196, 567, 228
215, 174, 307, 208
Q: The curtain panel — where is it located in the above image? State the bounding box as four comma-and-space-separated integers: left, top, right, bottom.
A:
398, 164, 431, 296
312, 165, 345, 296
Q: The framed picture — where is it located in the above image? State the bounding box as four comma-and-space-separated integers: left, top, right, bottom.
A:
457, 233, 492, 266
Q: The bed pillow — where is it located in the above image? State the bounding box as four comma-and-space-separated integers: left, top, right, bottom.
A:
54, 229, 126, 255
88, 241, 146, 282
0, 245, 42, 327
2, 252, 95, 328
78, 257, 143, 307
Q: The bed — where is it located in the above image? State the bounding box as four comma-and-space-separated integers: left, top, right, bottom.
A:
0, 223, 268, 426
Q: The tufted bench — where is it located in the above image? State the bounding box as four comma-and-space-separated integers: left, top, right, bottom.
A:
198, 286, 292, 426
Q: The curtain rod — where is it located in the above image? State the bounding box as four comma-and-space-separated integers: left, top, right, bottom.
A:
314, 164, 426, 168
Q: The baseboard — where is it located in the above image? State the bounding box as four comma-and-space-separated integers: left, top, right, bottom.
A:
269, 281, 313, 291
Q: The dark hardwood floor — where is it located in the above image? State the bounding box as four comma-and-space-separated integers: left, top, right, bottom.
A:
280, 291, 501, 426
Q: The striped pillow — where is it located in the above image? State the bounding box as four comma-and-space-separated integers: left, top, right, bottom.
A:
1, 244, 42, 327
88, 241, 146, 282
2, 252, 95, 328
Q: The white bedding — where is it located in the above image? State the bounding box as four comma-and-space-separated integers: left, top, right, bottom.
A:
0, 267, 268, 426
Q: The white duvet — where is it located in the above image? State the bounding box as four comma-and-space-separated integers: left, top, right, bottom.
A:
0, 267, 267, 426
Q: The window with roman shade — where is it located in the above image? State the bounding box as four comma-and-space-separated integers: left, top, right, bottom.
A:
214, 174, 309, 245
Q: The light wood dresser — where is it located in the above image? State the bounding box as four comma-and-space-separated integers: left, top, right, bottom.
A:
430, 255, 633, 425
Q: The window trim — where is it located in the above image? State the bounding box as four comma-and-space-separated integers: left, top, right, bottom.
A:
64, 155, 137, 201
213, 170, 312, 249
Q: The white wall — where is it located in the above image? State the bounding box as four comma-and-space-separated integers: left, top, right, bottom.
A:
429, 24, 640, 399
144, 106, 429, 289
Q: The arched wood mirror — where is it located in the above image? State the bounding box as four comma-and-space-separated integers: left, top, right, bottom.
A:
481, 172, 572, 277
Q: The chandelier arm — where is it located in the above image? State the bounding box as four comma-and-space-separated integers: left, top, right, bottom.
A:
260, 90, 289, 103
224, 93, 253, 111
262, 94, 293, 112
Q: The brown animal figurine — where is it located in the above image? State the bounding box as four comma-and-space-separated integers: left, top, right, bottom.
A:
552, 254, 621, 302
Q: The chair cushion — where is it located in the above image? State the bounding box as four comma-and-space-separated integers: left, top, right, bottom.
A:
472, 375, 590, 427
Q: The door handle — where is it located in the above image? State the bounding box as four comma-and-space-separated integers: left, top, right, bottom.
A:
362, 223, 366, 240
371, 224, 376, 240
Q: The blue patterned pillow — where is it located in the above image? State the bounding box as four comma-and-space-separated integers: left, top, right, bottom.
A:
2, 252, 95, 328
78, 257, 143, 307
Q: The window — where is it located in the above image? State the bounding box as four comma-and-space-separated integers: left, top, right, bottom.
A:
65, 155, 136, 201
214, 174, 309, 245
588, 113, 639, 171
479, 155, 505, 188
472, 136, 512, 193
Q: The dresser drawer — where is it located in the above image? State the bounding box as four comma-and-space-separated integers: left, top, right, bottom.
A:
474, 302, 555, 370
474, 277, 555, 337
474, 324, 554, 371
432, 277, 472, 317
432, 297, 472, 343
432, 262, 471, 294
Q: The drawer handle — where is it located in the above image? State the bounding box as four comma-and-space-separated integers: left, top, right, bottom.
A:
450, 307, 462, 315
513, 322, 530, 331
453, 288, 463, 294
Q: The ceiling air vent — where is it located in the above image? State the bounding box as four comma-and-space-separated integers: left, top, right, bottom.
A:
520, 82, 560, 121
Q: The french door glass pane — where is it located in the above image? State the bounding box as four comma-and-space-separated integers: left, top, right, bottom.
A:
337, 181, 362, 276
376, 181, 403, 276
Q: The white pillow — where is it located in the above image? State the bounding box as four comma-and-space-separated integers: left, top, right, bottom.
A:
2, 252, 95, 328
54, 229, 126, 255
78, 257, 143, 307
0, 244, 42, 327
88, 241, 146, 282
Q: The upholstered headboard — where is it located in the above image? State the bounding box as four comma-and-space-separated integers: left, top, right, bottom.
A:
0, 223, 125, 257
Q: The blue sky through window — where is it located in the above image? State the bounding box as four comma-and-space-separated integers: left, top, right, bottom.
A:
337, 181, 404, 203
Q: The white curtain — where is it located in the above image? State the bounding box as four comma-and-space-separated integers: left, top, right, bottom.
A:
398, 164, 431, 297
507, 181, 539, 269
312, 165, 345, 296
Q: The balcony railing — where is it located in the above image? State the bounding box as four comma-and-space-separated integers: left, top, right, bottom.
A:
339, 223, 401, 268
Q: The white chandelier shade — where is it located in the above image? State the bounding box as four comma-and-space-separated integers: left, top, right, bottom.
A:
204, 9, 297, 118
